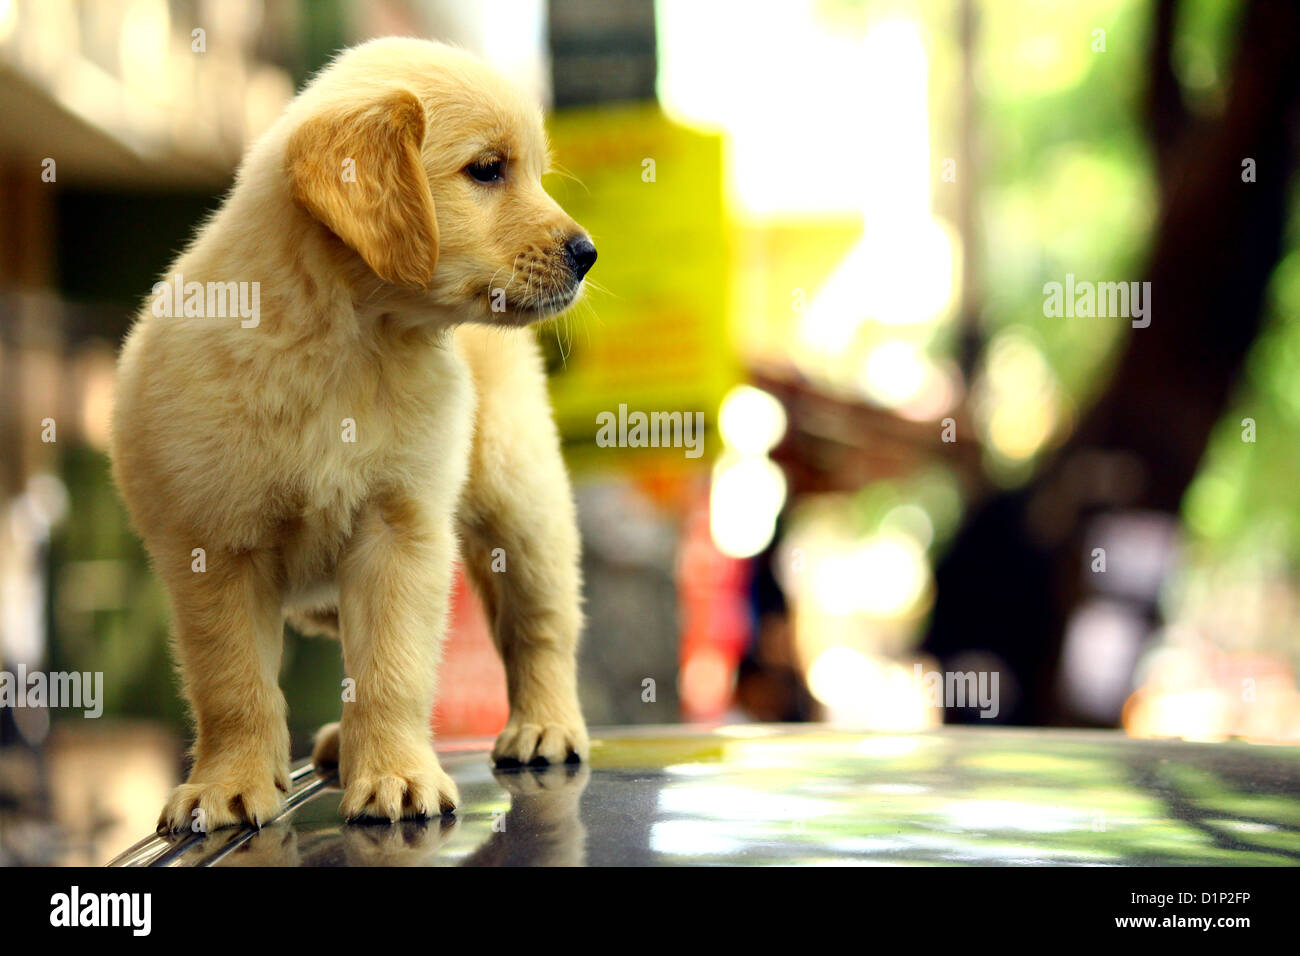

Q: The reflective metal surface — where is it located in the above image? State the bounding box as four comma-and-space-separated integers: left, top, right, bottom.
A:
108, 725, 1300, 866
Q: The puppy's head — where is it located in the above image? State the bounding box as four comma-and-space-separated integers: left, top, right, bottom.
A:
285, 39, 595, 324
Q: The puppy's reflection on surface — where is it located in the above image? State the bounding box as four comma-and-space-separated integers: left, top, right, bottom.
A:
204, 823, 300, 866
171, 762, 591, 866
332, 815, 459, 867
462, 763, 590, 867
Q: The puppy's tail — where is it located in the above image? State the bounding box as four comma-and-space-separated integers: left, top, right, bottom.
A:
312, 722, 341, 769
285, 606, 340, 639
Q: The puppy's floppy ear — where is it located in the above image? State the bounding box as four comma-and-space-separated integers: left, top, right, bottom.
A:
286, 89, 438, 289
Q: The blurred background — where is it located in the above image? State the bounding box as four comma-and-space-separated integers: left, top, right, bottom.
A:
2, 0, 1300, 864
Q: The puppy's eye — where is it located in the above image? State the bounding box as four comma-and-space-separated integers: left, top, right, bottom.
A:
466, 159, 504, 184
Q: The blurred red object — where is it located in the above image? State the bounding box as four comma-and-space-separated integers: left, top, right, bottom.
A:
431, 567, 510, 738
678, 481, 750, 720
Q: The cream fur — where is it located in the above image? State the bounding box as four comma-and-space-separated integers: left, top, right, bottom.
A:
109, 38, 591, 832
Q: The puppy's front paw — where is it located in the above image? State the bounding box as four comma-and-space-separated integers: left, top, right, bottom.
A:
340, 754, 458, 822
157, 771, 287, 834
492, 714, 589, 767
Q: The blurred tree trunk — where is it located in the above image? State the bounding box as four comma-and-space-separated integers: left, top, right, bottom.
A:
922, 0, 1300, 724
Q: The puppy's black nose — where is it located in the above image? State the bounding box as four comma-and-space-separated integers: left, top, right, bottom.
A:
564, 235, 597, 280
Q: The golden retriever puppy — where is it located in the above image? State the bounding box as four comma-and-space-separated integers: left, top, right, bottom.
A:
109, 37, 594, 832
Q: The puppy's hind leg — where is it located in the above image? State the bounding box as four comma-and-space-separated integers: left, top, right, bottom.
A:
456, 327, 588, 767
157, 546, 290, 833
283, 607, 345, 771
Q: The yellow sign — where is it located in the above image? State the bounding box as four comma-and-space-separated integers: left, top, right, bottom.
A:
542, 105, 735, 468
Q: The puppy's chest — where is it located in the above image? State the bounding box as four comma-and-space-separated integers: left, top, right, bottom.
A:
284, 347, 473, 513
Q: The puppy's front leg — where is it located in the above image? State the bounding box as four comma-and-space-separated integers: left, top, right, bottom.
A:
158, 547, 289, 833
336, 494, 459, 821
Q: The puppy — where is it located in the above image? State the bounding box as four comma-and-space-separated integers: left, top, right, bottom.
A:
109, 37, 594, 832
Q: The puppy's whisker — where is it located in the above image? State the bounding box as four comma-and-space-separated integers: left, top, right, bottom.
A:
552, 318, 569, 367
491, 254, 525, 311
576, 296, 603, 339
580, 278, 617, 301
547, 163, 589, 194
